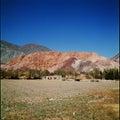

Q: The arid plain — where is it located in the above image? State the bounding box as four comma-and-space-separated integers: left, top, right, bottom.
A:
1, 79, 119, 120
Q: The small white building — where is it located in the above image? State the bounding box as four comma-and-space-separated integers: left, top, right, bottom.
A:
43, 75, 62, 80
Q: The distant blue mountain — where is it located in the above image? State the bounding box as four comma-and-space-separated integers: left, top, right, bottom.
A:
111, 53, 119, 63
0, 40, 51, 63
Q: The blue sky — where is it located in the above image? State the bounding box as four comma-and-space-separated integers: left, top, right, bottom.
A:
1, 0, 119, 58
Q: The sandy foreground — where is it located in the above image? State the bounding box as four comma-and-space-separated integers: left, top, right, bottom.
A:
1, 79, 119, 99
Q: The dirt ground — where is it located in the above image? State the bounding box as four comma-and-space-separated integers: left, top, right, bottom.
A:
1, 79, 119, 99
1, 79, 119, 120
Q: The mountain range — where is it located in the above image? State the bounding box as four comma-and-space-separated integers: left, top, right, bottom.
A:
0, 40, 51, 63
3, 51, 119, 73
1, 40, 119, 73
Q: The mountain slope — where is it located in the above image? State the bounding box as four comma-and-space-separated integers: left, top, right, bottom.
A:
3, 51, 119, 73
0, 40, 24, 63
0, 40, 51, 63
20, 43, 51, 54
111, 53, 119, 63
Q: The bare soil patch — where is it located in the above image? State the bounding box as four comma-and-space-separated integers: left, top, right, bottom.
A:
1, 79, 119, 99
1, 79, 119, 120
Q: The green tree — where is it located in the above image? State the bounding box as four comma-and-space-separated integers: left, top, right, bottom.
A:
28, 69, 42, 79
0, 69, 7, 79
104, 68, 119, 80
41, 69, 50, 76
54, 69, 66, 77
91, 68, 102, 79
113, 69, 119, 80
11, 70, 19, 79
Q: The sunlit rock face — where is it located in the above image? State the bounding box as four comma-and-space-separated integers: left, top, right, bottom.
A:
3, 51, 119, 72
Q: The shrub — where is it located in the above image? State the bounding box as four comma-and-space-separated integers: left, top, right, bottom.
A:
74, 78, 80, 81
104, 68, 119, 80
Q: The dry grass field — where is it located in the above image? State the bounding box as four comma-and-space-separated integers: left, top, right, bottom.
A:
1, 79, 119, 120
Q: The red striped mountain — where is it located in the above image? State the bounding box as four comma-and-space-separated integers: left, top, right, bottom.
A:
3, 52, 119, 72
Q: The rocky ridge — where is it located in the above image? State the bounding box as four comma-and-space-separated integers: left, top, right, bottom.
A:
3, 51, 119, 73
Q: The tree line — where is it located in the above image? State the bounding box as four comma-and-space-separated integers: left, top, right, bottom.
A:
0, 69, 50, 79
0, 68, 119, 80
89, 68, 119, 80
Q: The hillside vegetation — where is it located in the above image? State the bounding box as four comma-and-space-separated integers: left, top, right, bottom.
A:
1, 68, 119, 80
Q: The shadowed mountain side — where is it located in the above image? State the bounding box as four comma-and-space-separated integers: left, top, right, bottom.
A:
111, 53, 119, 63
0, 40, 25, 63
19, 43, 51, 54
0, 40, 51, 63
